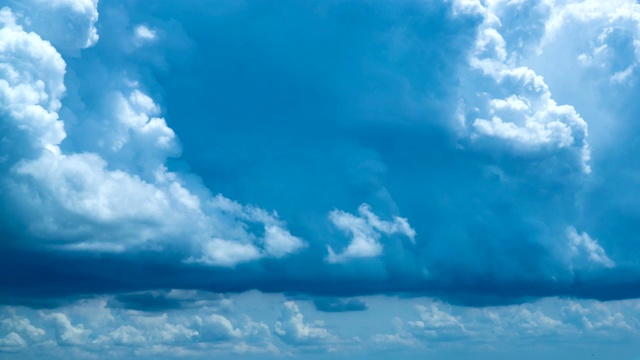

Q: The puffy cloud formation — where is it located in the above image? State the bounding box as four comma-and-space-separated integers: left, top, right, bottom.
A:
0, 294, 282, 358
7, 0, 99, 54
455, 0, 591, 173
274, 301, 335, 346
370, 297, 640, 350
0, 4, 305, 266
3, 293, 639, 358
2, 0, 640, 357
3, 0, 640, 307
567, 226, 615, 269
327, 203, 415, 263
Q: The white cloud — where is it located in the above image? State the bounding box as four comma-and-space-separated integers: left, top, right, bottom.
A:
274, 301, 334, 346
369, 297, 640, 351
43, 313, 91, 346
197, 238, 263, 267
509, 307, 565, 336
542, 0, 640, 86
24, 0, 99, 52
264, 225, 307, 258
106, 325, 147, 346
326, 203, 415, 263
414, 303, 465, 331
567, 226, 615, 269
143, 318, 197, 344
0, 4, 305, 267
561, 301, 631, 331
2, 315, 46, 341
0, 7, 67, 158
454, 0, 592, 173
134, 25, 156, 45
451, 0, 486, 16
0, 332, 26, 352
2, 295, 640, 357
197, 314, 242, 341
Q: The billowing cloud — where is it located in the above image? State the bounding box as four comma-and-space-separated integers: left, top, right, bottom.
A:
3, 0, 640, 357
274, 301, 335, 346
0, 4, 305, 268
327, 203, 415, 263
567, 226, 615, 269
455, 0, 591, 173
370, 297, 640, 350
4, 0, 640, 308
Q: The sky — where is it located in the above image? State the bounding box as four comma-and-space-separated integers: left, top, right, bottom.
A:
1, 0, 640, 358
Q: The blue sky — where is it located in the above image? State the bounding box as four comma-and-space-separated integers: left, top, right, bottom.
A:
1, 0, 640, 358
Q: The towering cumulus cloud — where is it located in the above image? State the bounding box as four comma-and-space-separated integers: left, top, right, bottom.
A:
0, 3, 305, 264
2, 0, 640, 359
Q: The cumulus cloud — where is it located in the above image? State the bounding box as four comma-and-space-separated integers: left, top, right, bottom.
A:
4, 6, 640, 360
274, 301, 335, 346
0, 332, 26, 352
409, 303, 467, 339
567, 227, 615, 269
0, 7, 66, 160
134, 25, 156, 44
128, 314, 198, 344
2, 294, 640, 358
455, 0, 591, 173
370, 297, 640, 351
43, 312, 91, 346
1, 314, 46, 342
326, 204, 415, 263
9, 0, 99, 54
0, 295, 281, 358
561, 301, 631, 331
105, 325, 146, 346
0, 3, 305, 267
196, 314, 241, 341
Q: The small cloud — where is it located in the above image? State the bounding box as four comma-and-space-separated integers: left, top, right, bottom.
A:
567, 227, 615, 269
326, 204, 415, 263
274, 301, 335, 346
134, 25, 156, 44
0, 332, 27, 352
42, 313, 91, 346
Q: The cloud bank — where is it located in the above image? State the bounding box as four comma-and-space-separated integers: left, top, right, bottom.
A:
2, 0, 640, 357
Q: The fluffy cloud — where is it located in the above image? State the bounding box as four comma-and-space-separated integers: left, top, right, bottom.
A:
8, 0, 99, 54
0, 7, 66, 160
1, 294, 640, 358
0, 295, 281, 358
408, 303, 468, 340
3, 6, 640, 358
456, 0, 591, 173
567, 227, 615, 269
327, 203, 415, 263
370, 297, 640, 350
133, 25, 156, 45
43, 312, 91, 346
0, 3, 306, 268
0, 332, 26, 352
274, 301, 335, 346
1, 314, 46, 342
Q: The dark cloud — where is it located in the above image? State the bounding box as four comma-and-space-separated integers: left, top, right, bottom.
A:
109, 292, 183, 312
313, 298, 368, 313
1, 0, 640, 312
